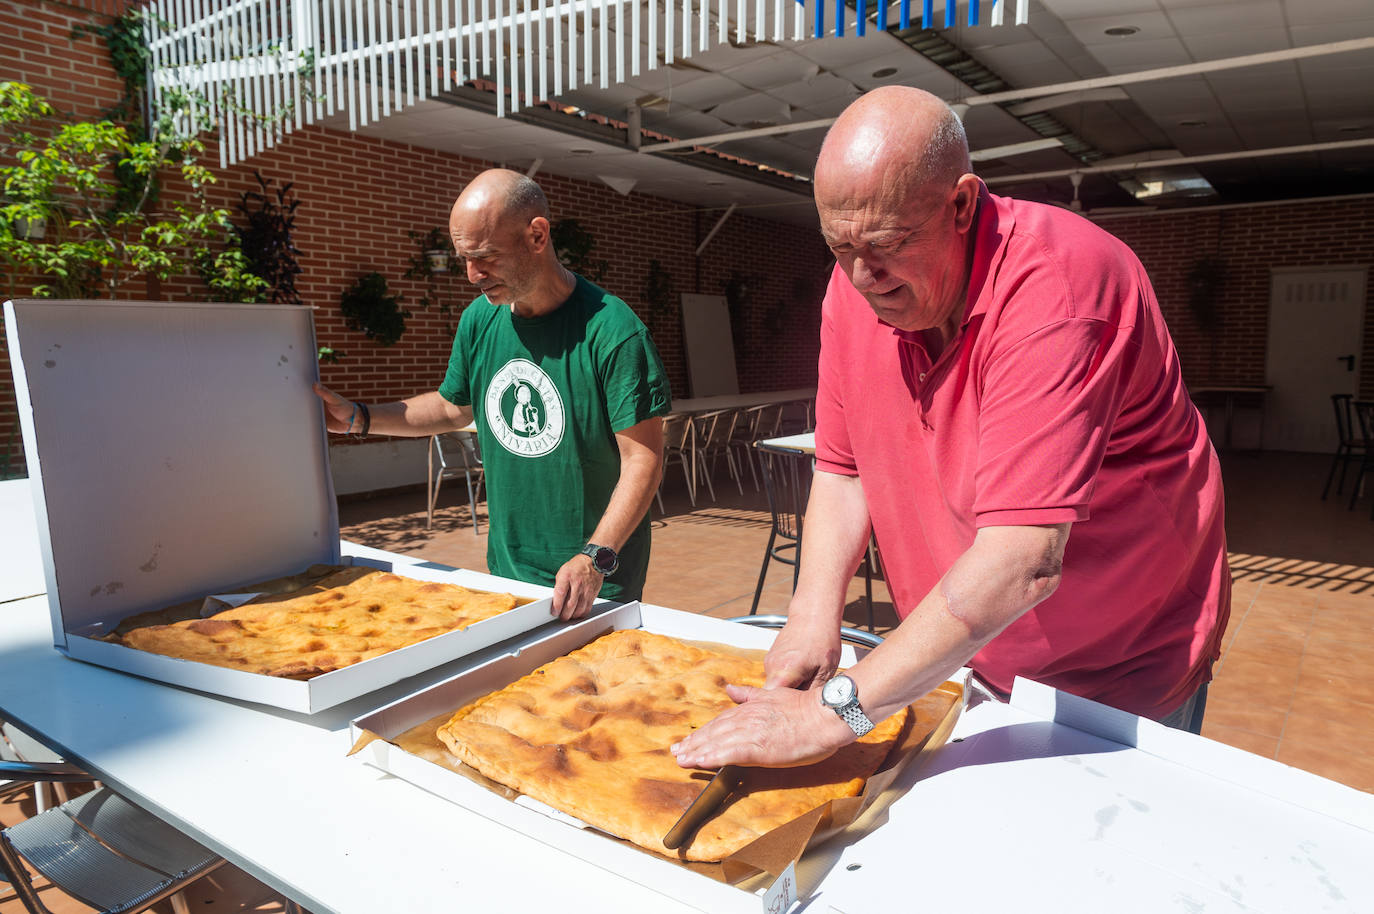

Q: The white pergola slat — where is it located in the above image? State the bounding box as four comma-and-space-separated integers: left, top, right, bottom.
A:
144, 0, 1026, 167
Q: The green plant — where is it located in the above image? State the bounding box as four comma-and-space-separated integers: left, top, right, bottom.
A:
340, 272, 408, 346
0, 81, 264, 299
404, 227, 462, 319
233, 171, 302, 304
317, 346, 343, 364
551, 219, 607, 283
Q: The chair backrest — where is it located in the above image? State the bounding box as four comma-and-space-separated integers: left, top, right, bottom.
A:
696, 409, 739, 450
436, 430, 482, 472
1354, 400, 1374, 443
662, 412, 691, 451
1333, 393, 1356, 444
743, 403, 783, 442
755, 445, 811, 540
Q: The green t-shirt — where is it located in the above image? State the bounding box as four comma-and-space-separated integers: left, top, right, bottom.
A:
438, 275, 671, 600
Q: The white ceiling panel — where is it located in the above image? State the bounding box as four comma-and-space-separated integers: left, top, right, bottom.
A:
1165, 1, 1287, 35
1180, 31, 1293, 61
1061, 11, 1176, 46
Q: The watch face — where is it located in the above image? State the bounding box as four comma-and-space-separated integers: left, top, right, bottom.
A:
592, 546, 616, 574
822, 675, 855, 708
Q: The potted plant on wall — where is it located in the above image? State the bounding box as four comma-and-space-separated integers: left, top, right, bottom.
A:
340, 272, 408, 346
413, 227, 453, 274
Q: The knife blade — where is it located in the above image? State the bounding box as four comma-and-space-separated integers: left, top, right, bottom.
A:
663, 764, 746, 851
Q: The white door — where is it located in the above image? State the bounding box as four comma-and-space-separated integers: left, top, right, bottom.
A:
679, 293, 739, 398
1263, 268, 1367, 452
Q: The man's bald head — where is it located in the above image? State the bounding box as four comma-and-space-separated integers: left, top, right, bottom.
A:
816, 86, 970, 209
453, 168, 550, 228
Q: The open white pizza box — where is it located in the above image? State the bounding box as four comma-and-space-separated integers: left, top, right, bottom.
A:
4, 299, 557, 714
348, 601, 963, 914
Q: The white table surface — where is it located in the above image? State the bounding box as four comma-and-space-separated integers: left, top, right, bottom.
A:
670, 387, 815, 414
757, 432, 816, 454
4, 522, 1374, 911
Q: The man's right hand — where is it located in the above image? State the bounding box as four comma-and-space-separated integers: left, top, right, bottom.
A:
763, 612, 843, 690
313, 382, 358, 434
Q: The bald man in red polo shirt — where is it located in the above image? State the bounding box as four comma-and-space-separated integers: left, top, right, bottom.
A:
672, 86, 1230, 771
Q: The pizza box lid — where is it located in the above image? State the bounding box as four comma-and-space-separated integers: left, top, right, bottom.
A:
347, 602, 960, 914
4, 299, 558, 713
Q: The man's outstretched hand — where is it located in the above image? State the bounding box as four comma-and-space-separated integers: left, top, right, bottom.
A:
669, 683, 852, 769
312, 382, 358, 434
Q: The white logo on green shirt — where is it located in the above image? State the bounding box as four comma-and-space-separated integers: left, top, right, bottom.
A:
485, 358, 565, 457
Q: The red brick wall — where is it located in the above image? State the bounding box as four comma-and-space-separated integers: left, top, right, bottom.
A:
0, 0, 830, 478
1093, 198, 1374, 400
3, 0, 1372, 481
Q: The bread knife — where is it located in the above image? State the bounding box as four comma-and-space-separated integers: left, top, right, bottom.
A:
663, 764, 746, 850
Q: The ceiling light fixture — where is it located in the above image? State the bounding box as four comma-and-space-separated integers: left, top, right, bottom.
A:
1178, 119, 1207, 127
570, 147, 596, 156
871, 67, 898, 79
1104, 26, 1140, 37
1338, 124, 1367, 133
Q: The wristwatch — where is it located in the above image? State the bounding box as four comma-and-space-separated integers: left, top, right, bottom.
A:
579, 543, 619, 576
820, 674, 876, 738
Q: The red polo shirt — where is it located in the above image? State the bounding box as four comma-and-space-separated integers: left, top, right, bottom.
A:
815, 185, 1230, 720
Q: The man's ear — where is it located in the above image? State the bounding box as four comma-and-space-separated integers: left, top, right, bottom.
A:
952, 173, 980, 234
527, 215, 552, 252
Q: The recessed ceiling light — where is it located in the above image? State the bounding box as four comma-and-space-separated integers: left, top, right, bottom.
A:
1338, 124, 1367, 133
1104, 25, 1140, 36
570, 148, 596, 156
706, 179, 726, 186
871, 67, 898, 79
1178, 119, 1207, 128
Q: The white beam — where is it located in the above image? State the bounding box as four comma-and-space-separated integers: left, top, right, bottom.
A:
959, 38, 1374, 109
983, 138, 1374, 185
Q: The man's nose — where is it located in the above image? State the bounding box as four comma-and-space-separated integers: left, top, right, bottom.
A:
466, 261, 484, 284
848, 253, 882, 290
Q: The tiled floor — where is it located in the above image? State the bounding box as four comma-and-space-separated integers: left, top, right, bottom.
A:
3, 449, 1370, 913
338, 447, 1374, 793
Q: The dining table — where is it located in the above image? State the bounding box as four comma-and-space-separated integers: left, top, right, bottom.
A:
2, 477, 1373, 913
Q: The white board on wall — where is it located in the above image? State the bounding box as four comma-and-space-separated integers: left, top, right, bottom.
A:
680, 293, 739, 398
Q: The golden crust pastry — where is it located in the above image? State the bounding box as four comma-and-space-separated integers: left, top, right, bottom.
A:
436, 629, 908, 862
112, 567, 518, 678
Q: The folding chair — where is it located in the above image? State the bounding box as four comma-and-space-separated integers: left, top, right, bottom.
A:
656, 412, 696, 511
749, 444, 812, 615
427, 431, 485, 534
0, 759, 232, 914
1349, 400, 1374, 517
1322, 393, 1368, 501
693, 409, 745, 501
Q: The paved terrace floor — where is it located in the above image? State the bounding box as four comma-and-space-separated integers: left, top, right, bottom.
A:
4, 450, 1371, 913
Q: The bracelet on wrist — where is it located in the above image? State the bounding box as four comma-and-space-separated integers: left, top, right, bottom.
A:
356, 401, 371, 438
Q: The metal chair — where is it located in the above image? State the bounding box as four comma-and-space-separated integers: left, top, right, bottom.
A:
427, 431, 485, 534
731, 403, 783, 492
728, 614, 884, 651
1, 722, 68, 815
656, 412, 696, 512
1349, 400, 1374, 517
693, 409, 745, 501
1322, 393, 1369, 502
0, 760, 228, 914
749, 444, 812, 615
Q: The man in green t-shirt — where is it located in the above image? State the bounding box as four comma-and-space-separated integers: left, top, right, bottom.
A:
314, 169, 670, 619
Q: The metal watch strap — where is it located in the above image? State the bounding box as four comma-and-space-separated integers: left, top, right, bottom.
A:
838, 702, 876, 738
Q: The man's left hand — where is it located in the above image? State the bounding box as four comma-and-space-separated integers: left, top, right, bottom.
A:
551, 553, 603, 621
670, 684, 854, 769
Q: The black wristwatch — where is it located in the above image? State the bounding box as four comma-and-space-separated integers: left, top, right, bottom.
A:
579, 543, 619, 576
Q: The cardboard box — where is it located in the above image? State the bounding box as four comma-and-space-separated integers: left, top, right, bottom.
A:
349, 601, 962, 914
4, 299, 556, 713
